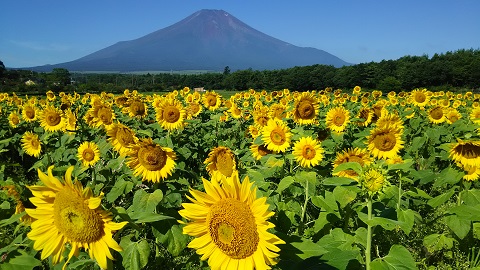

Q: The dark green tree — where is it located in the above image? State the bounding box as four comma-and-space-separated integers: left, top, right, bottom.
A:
223, 66, 231, 76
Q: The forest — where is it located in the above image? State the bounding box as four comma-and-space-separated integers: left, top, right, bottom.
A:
1, 48, 479, 94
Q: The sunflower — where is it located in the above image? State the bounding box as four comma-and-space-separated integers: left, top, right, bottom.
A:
8, 111, 21, 128
367, 125, 404, 160
262, 119, 292, 153
186, 101, 202, 119
411, 88, 429, 107
155, 98, 186, 131
77, 142, 101, 167
253, 106, 270, 127
376, 111, 404, 130
25, 166, 127, 269
21, 131, 42, 157
107, 123, 138, 156
462, 165, 480, 181
355, 107, 373, 127
449, 140, 480, 168
40, 106, 66, 132
22, 104, 38, 122
229, 103, 243, 119
204, 146, 237, 178
269, 103, 287, 120
91, 103, 115, 129
470, 107, 480, 125
292, 92, 319, 125
428, 106, 446, 124
292, 137, 324, 168
326, 106, 350, 133
250, 143, 276, 160
46, 90, 56, 101
202, 91, 222, 111
247, 124, 262, 139
332, 148, 372, 180
127, 99, 148, 118
360, 167, 386, 194
178, 172, 285, 270
127, 138, 176, 182
445, 108, 462, 124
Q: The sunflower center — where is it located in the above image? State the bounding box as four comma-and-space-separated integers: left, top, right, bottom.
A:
46, 112, 61, 126
297, 101, 314, 119
206, 96, 217, 107
256, 116, 269, 127
54, 188, 104, 243
31, 139, 40, 148
302, 145, 316, 160
130, 101, 146, 116
98, 107, 113, 125
138, 145, 167, 171
415, 93, 426, 103
215, 150, 234, 177
333, 113, 346, 126
82, 148, 95, 162
25, 108, 35, 119
258, 145, 272, 156
208, 198, 259, 259
163, 106, 180, 123
373, 132, 396, 151
116, 127, 135, 146
270, 129, 286, 145
430, 107, 443, 120
455, 143, 480, 159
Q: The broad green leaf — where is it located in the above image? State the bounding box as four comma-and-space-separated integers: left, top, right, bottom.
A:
106, 178, 134, 203
0, 212, 26, 227
314, 211, 330, 232
129, 189, 163, 214
317, 228, 356, 251
121, 237, 151, 270
473, 222, 480, 240
130, 212, 175, 223
434, 167, 464, 188
410, 170, 435, 185
276, 176, 295, 194
0, 200, 10, 209
388, 159, 414, 172
358, 212, 403, 231
423, 233, 455, 253
427, 188, 456, 208
295, 170, 317, 191
333, 186, 359, 208
321, 248, 360, 270
1, 254, 42, 270
449, 205, 480, 221
163, 224, 189, 256
461, 188, 480, 205
444, 214, 471, 239
322, 177, 356, 186
354, 227, 368, 248
370, 245, 416, 270
279, 236, 328, 260
409, 136, 427, 153
397, 209, 416, 235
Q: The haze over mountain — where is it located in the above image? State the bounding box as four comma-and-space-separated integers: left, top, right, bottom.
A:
28, 9, 350, 72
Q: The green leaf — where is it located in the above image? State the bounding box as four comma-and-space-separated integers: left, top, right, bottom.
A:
106, 178, 134, 203
333, 186, 359, 208
129, 189, 163, 214
461, 188, 480, 205
322, 177, 356, 186
130, 212, 175, 224
397, 209, 417, 235
163, 224, 189, 256
354, 227, 368, 248
370, 245, 417, 270
445, 214, 471, 239
311, 191, 338, 214
332, 162, 363, 176
279, 236, 328, 260
0, 212, 26, 227
121, 237, 151, 270
434, 167, 464, 188
473, 222, 480, 240
409, 136, 427, 153
358, 212, 403, 231
427, 188, 456, 208
276, 176, 295, 194
448, 205, 480, 221
387, 159, 414, 172
321, 248, 360, 270
423, 233, 455, 253
1, 254, 42, 270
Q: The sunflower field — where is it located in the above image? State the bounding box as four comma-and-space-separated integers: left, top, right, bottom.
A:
1, 87, 480, 270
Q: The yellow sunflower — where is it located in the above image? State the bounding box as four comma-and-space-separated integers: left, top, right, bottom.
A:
292, 92, 319, 125
470, 107, 480, 125
186, 101, 203, 119
204, 146, 237, 178
332, 148, 372, 180
91, 103, 115, 129
428, 106, 446, 124
411, 88, 429, 107
253, 106, 270, 127
107, 123, 138, 156
462, 165, 480, 181
25, 166, 127, 269
269, 103, 287, 120
40, 106, 66, 132
127, 138, 176, 182
355, 107, 373, 127
449, 140, 480, 168
229, 103, 243, 119
178, 172, 285, 270
155, 98, 186, 131
77, 141, 101, 167
367, 125, 404, 160
65, 109, 77, 133
21, 131, 42, 157
8, 111, 21, 128
250, 143, 276, 160
262, 119, 292, 153
292, 136, 324, 168
445, 108, 462, 124
22, 104, 38, 122
325, 106, 350, 133
127, 99, 148, 118
202, 91, 222, 111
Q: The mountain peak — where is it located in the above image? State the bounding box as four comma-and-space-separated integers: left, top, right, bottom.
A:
28, 9, 350, 72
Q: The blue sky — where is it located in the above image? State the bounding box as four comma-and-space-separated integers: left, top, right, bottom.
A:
1, 0, 479, 68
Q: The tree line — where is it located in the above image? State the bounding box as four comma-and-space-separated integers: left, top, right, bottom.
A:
1, 48, 479, 94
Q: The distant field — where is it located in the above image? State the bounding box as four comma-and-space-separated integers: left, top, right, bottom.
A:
71, 70, 220, 75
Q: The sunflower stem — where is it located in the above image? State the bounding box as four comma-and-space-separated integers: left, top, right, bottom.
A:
366, 195, 373, 270
397, 175, 402, 211
300, 178, 309, 235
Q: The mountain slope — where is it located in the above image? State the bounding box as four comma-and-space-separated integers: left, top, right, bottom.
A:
29, 9, 350, 72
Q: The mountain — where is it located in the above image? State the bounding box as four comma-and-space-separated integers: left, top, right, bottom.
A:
28, 9, 350, 72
